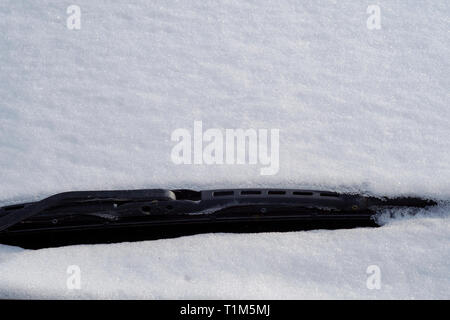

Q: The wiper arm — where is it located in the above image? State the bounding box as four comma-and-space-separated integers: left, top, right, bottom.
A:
0, 188, 436, 248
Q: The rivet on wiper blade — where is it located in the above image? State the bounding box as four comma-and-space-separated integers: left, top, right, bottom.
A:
141, 206, 152, 215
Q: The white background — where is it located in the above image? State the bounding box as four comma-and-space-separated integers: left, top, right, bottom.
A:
0, 0, 449, 299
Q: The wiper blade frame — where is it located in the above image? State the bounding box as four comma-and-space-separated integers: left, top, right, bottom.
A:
0, 188, 436, 234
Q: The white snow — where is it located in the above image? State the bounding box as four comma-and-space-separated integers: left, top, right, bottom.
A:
0, 0, 449, 299
1, 205, 449, 299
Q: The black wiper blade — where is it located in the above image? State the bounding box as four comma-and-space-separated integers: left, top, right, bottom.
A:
0, 188, 436, 248
0, 189, 174, 232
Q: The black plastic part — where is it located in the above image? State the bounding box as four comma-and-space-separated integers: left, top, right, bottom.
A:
0, 189, 174, 232
0, 218, 379, 249
0, 188, 436, 249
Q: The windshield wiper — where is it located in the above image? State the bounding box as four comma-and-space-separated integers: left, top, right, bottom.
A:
0, 189, 436, 248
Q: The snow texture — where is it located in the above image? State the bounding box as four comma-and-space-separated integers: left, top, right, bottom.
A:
1, 205, 449, 299
0, 0, 449, 299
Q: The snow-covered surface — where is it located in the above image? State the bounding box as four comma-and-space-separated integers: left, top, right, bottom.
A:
0, 1, 449, 299
1, 206, 449, 299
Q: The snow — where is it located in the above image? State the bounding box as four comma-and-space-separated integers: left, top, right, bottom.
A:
1, 205, 449, 299
0, 0, 449, 299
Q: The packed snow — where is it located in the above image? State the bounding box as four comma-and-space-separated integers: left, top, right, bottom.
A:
0, 0, 449, 299
1, 205, 449, 299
